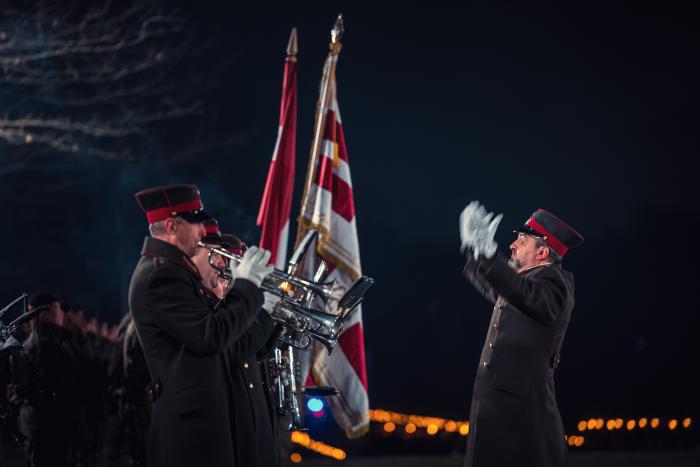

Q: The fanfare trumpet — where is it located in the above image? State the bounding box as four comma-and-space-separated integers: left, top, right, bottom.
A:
197, 230, 374, 354
196, 245, 335, 307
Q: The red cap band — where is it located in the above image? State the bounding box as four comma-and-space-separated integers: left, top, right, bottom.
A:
145, 199, 203, 224
525, 217, 569, 257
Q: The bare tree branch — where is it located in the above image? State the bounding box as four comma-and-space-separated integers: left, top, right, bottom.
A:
0, 0, 214, 172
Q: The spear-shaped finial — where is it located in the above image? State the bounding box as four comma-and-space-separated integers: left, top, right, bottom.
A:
286, 27, 298, 62
330, 13, 344, 53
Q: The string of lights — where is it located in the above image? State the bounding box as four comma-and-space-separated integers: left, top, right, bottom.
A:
286, 410, 695, 462
290, 431, 347, 462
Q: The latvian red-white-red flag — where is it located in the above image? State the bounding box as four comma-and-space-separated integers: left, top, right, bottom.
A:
297, 46, 369, 438
257, 28, 298, 268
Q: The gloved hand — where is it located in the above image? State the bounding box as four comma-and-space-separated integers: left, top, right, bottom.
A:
262, 292, 281, 315
459, 201, 503, 260
229, 246, 274, 288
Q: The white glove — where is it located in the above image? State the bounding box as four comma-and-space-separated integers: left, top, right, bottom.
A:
229, 246, 274, 287
459, 201, 503, 260
262, 292, 281, 315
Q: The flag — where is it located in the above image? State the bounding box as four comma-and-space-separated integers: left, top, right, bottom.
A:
296, 19, 369, 438
257, 28, 298, 268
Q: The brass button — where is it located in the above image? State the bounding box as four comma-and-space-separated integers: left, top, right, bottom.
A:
243, 362, 249, 369
158, 257, 166, 264
488, 341, 494, 349
482, 361, 489, 368
493, 323, 499, 330
249, 383, 254, 389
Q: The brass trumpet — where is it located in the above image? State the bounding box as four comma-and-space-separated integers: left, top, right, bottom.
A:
272, 275, 374, 353
196, 241, 336, 306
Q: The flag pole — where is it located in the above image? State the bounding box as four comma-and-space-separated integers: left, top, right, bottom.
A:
296, 14, 344, 244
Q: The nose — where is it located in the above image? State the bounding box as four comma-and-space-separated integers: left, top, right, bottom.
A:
510, 239, 518, 251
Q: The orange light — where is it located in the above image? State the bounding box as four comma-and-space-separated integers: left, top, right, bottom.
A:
405, 423, 417, 434
606, 420, 616, 431
290, 452, 302, 464
626, 420, 636, 430
384, 422, 396, 433
683, 418, 692, 428
651, 418, 660, 429
577, 421, 587, 431
445, 421, 457, 432
459, 423, 470, 436
567, 436, 576, 446
333, 449, 347, 460
638, 418, 648, 428
596, 419, 604, 430
575, 436, 584, 447
426, 424, 438, 435
615, 419, 623, 429
668, 419, 678, 430
587, 419, 596, 430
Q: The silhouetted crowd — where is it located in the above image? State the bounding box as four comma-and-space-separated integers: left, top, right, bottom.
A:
1, 293, 150, 467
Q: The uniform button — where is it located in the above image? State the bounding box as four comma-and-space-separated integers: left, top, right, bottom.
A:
493, 323, 499, 330
488, 341, 494, 349
243, 362, 249, 369
482, 361, 489, 368
199, 289, 204, 295
249, 383, 254, 389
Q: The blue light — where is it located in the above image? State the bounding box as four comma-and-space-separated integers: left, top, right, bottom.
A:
307, 398, 324, 412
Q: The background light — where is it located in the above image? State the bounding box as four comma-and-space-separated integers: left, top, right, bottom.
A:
307, 398, 324, 412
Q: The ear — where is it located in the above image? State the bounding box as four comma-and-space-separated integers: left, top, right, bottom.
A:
163, 217, 177, 233
536, 245, 550, 261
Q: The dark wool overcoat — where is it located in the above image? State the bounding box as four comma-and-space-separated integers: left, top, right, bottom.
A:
128, 237, 263, 467
463, 250, 574, 467
201, 287, 282, 467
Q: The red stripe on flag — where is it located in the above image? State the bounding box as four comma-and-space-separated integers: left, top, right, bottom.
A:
336, 119, 349, 163
331, 176, 355, 221
257, 56, 296, 266
337, 322, 368, 391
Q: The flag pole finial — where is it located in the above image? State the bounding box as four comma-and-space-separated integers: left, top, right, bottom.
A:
286, 27, 298, 60
330, 13, 344, 53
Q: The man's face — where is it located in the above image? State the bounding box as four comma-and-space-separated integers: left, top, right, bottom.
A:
174, 218, 205, 257
509, 233, 546, 271
191, 244, 225, 293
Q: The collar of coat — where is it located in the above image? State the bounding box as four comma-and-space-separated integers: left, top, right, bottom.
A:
140, 236, 202, 280
519, 262, 555, 275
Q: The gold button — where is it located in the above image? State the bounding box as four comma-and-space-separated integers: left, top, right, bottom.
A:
249, 383, 254, 389
482, 361, 489, 368
488, 342, 494, 349
493, 323, 498, 330
243, 362, 249, 369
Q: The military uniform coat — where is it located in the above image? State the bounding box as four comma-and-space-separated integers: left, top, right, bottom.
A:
462, 250, 574, 467
128, 237, 263, 467
201, 287, 282, 467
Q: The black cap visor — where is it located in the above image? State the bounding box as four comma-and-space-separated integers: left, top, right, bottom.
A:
200, 234, 229, 247
177, 210, 212, 223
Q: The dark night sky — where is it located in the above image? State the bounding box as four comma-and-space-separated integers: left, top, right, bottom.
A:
2, 0, 699, 431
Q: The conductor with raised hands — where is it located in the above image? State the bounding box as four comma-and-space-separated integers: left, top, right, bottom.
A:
459, 201, 583, 467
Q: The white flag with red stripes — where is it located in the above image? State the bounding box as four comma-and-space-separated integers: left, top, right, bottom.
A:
257, 29, 297, 268
297, 51, 369, 438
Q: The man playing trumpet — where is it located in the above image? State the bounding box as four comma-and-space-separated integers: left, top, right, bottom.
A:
191, 219, 282, 467
129, 184, 273, 467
